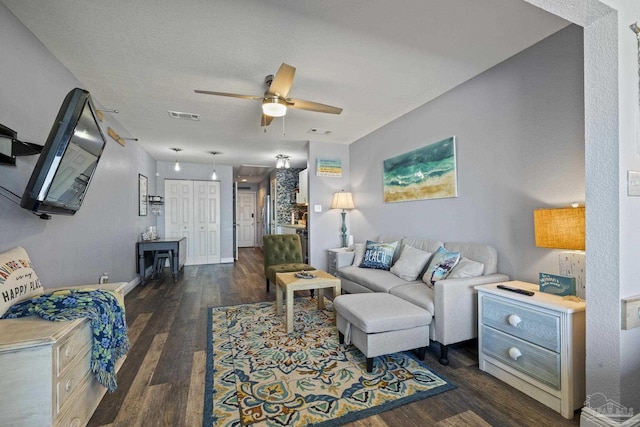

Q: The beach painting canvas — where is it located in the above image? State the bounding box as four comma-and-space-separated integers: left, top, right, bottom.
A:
383, 137, 457, 203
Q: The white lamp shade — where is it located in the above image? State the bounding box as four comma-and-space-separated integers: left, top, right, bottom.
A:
331, 191, 355, 210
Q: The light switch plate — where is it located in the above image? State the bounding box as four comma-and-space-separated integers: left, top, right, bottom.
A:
622, 295, 640, 330
627, 171, 640, 196
314, 204, 322, 212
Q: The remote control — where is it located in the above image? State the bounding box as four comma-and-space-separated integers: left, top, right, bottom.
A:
497, 284, 534, 296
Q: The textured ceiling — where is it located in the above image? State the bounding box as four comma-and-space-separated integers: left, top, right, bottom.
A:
2, 0, 568, 182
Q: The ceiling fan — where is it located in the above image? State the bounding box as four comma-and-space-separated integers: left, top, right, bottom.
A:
195, 63, 343, 127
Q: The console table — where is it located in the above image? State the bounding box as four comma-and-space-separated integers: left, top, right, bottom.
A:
137, 237, 186, 284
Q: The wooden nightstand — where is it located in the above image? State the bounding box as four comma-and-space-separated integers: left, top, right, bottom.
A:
476, 281, 586, 419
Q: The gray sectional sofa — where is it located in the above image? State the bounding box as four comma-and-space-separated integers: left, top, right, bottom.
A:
333, 236, 509, 364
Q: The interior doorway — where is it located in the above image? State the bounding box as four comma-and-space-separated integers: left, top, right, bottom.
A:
237, 190, 256, 247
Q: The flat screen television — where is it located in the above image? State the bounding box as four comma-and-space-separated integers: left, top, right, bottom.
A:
20, 88, 107, 217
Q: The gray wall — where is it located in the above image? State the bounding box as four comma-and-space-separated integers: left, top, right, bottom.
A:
308, 141, 351, 270
0, 4, 157, 287
155, 161, 234, 261
348, 25, 585, 283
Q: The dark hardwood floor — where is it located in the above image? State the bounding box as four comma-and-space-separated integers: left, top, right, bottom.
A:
89, 248, 580, 426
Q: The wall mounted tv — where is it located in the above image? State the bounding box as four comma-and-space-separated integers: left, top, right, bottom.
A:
20, 88, 107, 218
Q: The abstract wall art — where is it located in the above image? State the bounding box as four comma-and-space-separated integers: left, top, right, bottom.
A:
383, 136, 457, 203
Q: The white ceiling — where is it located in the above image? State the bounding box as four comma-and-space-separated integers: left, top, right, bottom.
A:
2, 0, 568, 182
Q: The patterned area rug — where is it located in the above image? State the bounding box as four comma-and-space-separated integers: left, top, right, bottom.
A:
203, 298, 455, 426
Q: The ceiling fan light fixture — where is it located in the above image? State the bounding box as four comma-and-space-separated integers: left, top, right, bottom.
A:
262, 98, 287, 117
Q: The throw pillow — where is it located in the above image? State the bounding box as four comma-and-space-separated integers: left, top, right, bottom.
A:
422, 246, 461, 285
0, 246, 44, 317
351, 243, 366, 267
390, 245, 432, 281
360, 240, 398, 270
448, 257, 485, 279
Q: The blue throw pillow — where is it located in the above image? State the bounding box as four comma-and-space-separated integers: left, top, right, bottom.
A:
422, 246, 461, 285
360, 240, 398, 270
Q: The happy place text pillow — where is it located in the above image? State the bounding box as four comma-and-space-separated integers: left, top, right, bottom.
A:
0, 247, 44, 317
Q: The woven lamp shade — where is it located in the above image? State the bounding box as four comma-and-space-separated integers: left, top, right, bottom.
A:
533, 207, 585, 250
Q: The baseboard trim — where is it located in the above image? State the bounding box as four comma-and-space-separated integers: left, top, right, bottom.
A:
221, 257, 235, 263
123, 277, 140, 296
581, 406, 639, 426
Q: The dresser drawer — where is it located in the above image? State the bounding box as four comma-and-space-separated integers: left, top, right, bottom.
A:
57, 347, 92, 414
56, 320, 91, 376
55, 374, 105, 427
482, 296, 560, 352
482, 325, 560, 389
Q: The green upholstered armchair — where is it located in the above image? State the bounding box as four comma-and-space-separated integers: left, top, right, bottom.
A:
263, 234, 315, 292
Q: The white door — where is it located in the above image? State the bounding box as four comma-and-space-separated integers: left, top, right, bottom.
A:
165, 179, 221, 265
165, 179, 194, 263
237, 191, 256, 247
193, 180, 221, 264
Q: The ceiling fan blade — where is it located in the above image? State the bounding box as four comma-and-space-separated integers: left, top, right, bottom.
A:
194, 90, 263, 101
286, 98, 343, 115
267, 63, 296, 98
261, 114, 274, 127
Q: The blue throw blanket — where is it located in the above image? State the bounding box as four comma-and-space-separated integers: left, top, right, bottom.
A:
1, 289, 130, 392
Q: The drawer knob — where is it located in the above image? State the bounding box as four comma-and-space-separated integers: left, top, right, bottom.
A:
64, 344, 75, 357
508, 347, 522, 360
508, 314, 521, 327
65, 377, 75, 391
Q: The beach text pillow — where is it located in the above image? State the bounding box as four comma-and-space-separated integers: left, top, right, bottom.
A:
360, 240, 398, 270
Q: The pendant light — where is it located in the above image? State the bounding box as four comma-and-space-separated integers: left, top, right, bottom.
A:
209, 151, 221, 180
171, 147, 182, 171
276, 154, 290, 169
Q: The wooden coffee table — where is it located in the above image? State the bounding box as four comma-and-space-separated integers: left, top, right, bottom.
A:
275, 270, 341, 333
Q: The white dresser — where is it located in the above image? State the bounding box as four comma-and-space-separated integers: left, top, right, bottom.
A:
476, 281, 585, 419
0, 282, 127, 427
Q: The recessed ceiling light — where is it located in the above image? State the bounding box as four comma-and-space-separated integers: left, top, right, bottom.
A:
168, 110, 200, 121
308, 128, 331, 135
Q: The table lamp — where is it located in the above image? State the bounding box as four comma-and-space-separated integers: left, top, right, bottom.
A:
331, 191, 355, 247
533, 205, 586, 298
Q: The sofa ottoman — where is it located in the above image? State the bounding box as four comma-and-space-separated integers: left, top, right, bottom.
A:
333, 293, 431, 372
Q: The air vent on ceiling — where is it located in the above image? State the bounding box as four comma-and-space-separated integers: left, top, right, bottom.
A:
308, 128, 331, 135
168, 110, 200, 121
